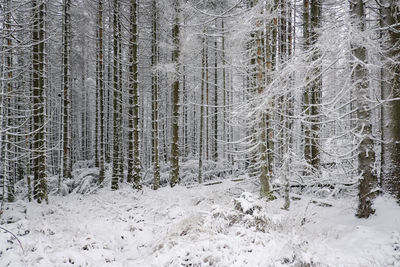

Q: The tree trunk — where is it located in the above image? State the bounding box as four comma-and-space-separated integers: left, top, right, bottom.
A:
206, 40, 209, 161
32, 0, 48, 203
118, 7, 124, 183
111, 0, 120, 190
169, 0, 181, 187
381, 0, 400, 202
213, 33, 218, 161
310, 0, 321, 171
5, 0, 15, 202
62, 0, 71, 180
151, 0, 160, 190
303, 0, 311, 171
127, 0, 142, 189
198, 34, 206, 184
222, 19, 227, 161
98, 0, 105, 185
254, 0, 273, 199
303, 0, 321, 173
350, 0, 378, 218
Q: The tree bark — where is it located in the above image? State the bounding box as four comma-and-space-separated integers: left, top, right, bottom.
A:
381, 0, 400, 202
198, 34, 206, 184
151, 0, 160, 190
213, 32, 218, 161
32, 0, 48, 203
5, 0, 15, 202
350, 0, 378, 218
127, 0, 142, 189
111, 0, 120, 190
169, 0, 181, 187
98, 0, 105, 185
310, 0, 321, 171
62, 0, 71, 180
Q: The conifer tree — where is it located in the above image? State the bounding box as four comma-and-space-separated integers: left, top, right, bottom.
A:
169, 0, 181, 187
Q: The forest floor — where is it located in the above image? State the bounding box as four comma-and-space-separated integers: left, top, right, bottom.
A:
1, 175, 400, 266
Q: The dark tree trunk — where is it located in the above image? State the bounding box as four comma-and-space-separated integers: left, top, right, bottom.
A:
32, 0, 48, 203
170, 0, 181, 187
350, 0, 378, 218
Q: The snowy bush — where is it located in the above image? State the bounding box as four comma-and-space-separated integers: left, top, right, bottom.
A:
233, 192, 261, 215
0, 200, 26, 224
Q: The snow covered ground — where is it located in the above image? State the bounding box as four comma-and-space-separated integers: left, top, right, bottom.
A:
1, 177, 400, 266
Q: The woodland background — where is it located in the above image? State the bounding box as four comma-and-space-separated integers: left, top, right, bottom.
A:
0, 0, 399, 220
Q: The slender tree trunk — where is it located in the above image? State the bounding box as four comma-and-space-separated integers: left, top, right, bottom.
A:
32, 0, 48, 203
303, 0, 321, 173
81, 34, 86, 161
198, 35, 206, 184
151, 0, 160, 190
303, 0, 311, 170
62, 0, 72, 180
213, 32, 218, 161
118, 7, 124, 182
265, 0, 274, 181
98, 0, 105, 185
222, 19, 227, 161
310, 0, 321, 171
183, 65, 188, 159
127, 0, 142, 189
206, 41, 209, 161
169, 0, 181, 187
111, 0, 120, 190
106, 32, 112, 164
95, 57, 99, 167
5, 0, 15, 202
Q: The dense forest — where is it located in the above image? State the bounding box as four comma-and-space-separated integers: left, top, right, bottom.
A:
1, 0, 400, 265
0, 0, 399, 217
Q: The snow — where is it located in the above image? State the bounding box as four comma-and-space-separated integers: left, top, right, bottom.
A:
1, 177, 400, 266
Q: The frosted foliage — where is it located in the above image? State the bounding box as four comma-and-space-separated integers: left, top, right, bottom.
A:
1, 178, 400, 266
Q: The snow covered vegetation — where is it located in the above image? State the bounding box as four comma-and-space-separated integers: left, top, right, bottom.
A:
2, 172, 400, 266
1, 0, 400, 266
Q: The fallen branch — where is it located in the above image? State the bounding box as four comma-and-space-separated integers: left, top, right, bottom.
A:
203, 181, 223, 186
290, 193, 333, 207
203, 178, 245, 187
289, 182, 356, 190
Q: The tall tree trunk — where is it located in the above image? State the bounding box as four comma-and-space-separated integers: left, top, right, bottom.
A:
169, 0, 181, 187
198, 34, 206, 184
151, 0, 160, 190
213, 32, 218, 161
32, 0, 48, 203
303, 0, 321, 173
62, 0, 71, 180
106, 30, 112, 164
127, 0, 142, 189
350, 0, 378, 218
222, 19, 227, 161
206, 40, 209, 161
310, 0, 321, 171
303, 0, 311, 171
111, 0, 120, 190
254, 0, 273, 199
182, 65, 188, 159
118, 7, 124, 182
381, 0, 400, 202
5, 0, 15, 202
98, 0, 105, 185
266, 1, 277, 176
95, 52, 99, 167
